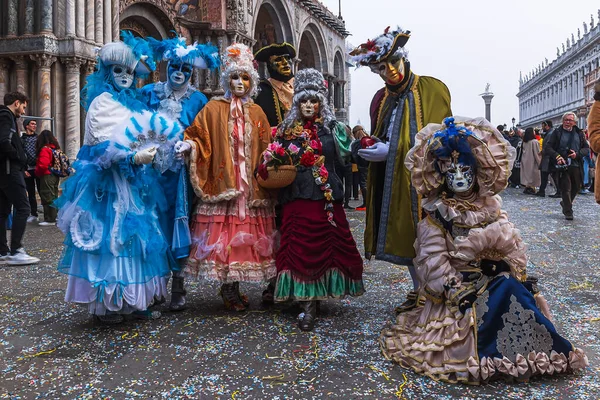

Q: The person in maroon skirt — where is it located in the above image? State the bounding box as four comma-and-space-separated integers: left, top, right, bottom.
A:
269, 68, 365, 331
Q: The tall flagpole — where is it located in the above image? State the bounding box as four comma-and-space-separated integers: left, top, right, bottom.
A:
339, 0, 342, 17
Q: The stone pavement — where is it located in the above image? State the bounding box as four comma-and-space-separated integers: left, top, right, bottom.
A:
1, 187, 600, 399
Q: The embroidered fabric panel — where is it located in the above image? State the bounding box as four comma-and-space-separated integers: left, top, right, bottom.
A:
474, 290, 489, 329
496, 294, 553, 362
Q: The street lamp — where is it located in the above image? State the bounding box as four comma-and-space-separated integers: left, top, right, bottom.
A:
511, 117, 516, 128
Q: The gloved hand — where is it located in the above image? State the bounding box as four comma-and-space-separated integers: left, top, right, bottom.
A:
458, 291, 478, 315
595, 79, 600, 101
133, 147, 157, 165
174, 141, 192, 158
357, 142, 390, 162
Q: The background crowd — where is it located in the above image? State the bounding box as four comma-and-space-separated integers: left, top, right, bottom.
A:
498, 114, 592, 220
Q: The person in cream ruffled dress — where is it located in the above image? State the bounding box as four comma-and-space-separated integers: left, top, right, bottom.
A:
380, 116, 588, 384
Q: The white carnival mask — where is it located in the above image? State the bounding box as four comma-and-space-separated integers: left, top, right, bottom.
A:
300, 98, 319, 119
446, 161, 475, 193
110, 64, 134, 91
229, 71, 251, 97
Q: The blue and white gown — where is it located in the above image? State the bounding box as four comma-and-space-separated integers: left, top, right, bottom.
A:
140, 82, 209, 261
56, 92, 183, 315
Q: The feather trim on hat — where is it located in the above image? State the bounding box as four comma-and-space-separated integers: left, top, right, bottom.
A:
147, 36, 220, 70
349, 26, 410, 66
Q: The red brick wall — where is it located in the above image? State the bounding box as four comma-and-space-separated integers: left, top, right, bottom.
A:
205, 0, 225, 29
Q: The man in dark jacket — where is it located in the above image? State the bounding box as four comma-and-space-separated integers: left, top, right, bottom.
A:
544, 112, 590, 220
0, 92, 39, 265
21, 118, 40, 222
536, 120, 561, 197
351, 125, 369, 210
507, 128, 523, 188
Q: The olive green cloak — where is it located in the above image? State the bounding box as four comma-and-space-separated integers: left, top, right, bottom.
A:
365, 74, 452, 265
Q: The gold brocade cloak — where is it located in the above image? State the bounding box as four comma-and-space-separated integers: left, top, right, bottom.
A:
183, 97, 275, 207
364, 74, 452, 265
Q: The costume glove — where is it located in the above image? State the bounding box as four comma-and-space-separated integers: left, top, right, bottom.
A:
174, 140, 192, 158
357, 142, 390, 162
594, 79, 600, 101
133, 147, 157, 165
458, 291, 478, 316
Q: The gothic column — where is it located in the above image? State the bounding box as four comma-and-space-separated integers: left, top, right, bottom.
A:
40, 0, 54, 34
76, 0, 85, 38
85, 0, 95, 40
11, 57, 29, 96
7, 0, 18, 36
0, 59, 11, 101
63, 58, 83, 159
215, 33, 227, 94
104, 0, 112, 43
66, 0, 76, 36
32, 55, 56, 131
24, 0, 35, 35
203, 34, 214, 94
112, 0, 119, 42
95, 1, 103, 44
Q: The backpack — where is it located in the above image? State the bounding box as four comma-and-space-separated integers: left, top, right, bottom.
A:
49, 148, 73, 177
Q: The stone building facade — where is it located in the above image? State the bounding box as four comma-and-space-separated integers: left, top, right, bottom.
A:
0, 0, 351, 159
517, 10, 600, 129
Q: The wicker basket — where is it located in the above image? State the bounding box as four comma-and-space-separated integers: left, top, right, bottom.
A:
257, 165, 297, 189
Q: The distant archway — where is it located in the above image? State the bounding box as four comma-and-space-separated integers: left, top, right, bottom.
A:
253, 0, 294, 53
297, 24, 327, 72
333, 50, 345, 110
120, 3, 176, 82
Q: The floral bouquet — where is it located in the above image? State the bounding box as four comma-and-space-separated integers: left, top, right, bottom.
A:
256, 139, 298, 189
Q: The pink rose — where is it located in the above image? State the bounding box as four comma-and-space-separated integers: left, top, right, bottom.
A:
319, 165, 328, 179
267, 142, 283, 152
287, 143, 300, 154
263, 151, 273, 162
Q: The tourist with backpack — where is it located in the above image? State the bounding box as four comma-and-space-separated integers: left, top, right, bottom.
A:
34, 130, 62, 226
0, 91, 39, 265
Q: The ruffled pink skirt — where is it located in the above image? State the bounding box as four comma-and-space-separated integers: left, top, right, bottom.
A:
185, 198, 276, 282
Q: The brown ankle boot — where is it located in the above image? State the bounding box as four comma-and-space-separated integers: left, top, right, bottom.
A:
220, 283, 246, 312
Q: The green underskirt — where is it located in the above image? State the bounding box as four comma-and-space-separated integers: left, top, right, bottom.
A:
274, 269, 365, 302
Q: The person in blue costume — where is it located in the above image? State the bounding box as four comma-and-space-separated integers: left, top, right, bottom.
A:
141, 36, 220, 311
380, 116, 588, 383
55, 32, 184, 325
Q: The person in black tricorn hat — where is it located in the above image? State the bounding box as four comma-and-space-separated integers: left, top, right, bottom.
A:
254, 42, 296, 129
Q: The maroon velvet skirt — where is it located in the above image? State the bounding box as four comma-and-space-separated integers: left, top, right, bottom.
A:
274, 199, 365, 301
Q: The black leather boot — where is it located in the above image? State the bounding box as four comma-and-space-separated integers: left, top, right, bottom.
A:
233, 281, 250, 307
262, 281, 275, 305
169, 276, 187, 311
298, 301, 317, 331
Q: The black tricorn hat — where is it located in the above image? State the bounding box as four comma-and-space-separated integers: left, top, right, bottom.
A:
254, 42, 297, 62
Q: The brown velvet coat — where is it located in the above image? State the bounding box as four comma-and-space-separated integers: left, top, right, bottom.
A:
588, 100, 600, 204
184, 97, 275, 207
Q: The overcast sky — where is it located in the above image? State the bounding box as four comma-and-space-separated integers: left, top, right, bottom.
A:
319, 0, 600, 132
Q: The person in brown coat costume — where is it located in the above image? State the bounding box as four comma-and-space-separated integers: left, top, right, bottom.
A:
587, 80, 600, 204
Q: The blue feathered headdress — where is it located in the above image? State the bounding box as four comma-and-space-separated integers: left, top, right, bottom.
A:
120, 30, 156, 73
147, 36, 220, 70
81, 31, 154, 112
429, 117, 477, 169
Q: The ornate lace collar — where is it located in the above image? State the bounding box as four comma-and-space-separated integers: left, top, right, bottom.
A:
423, 194, 502, 227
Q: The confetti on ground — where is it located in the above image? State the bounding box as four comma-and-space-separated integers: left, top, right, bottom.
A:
1, 190, 599, 399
